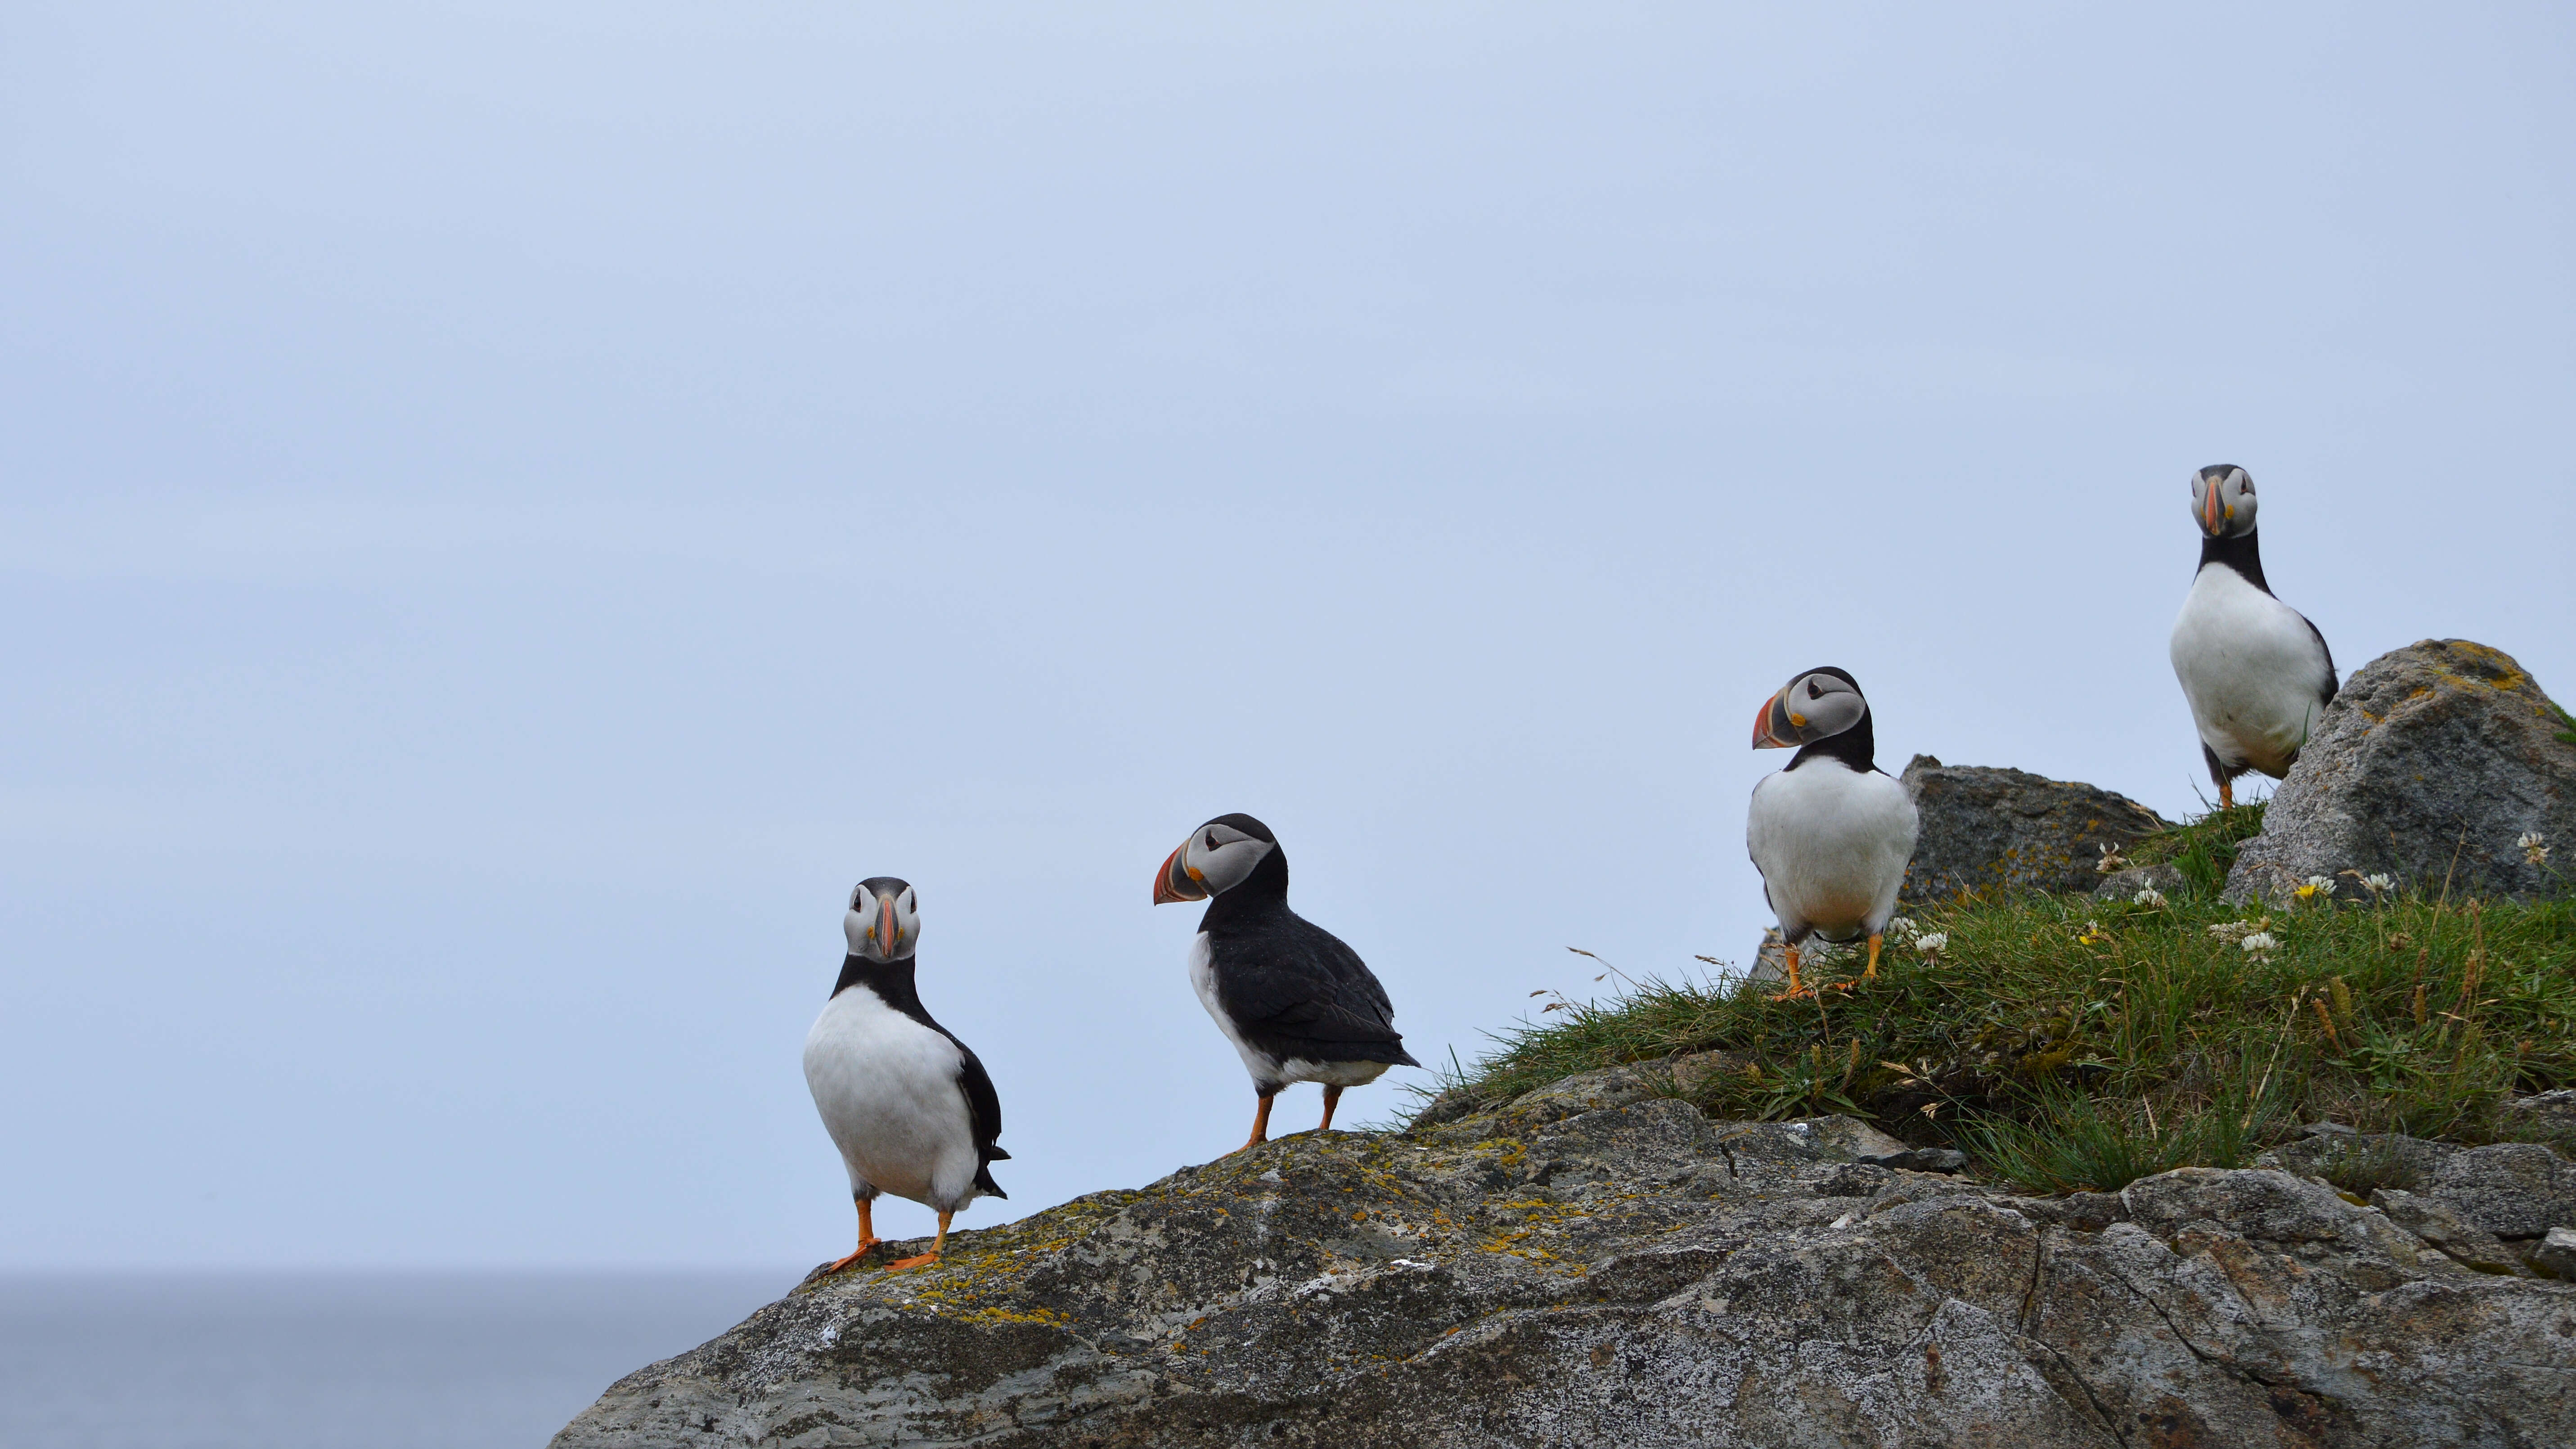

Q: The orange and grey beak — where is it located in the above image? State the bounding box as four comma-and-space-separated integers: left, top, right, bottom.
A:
1153, 841, 1209, 905
871, 893, 899, 954
1753, 688, 1802, 749
2201, 479, 2226, 536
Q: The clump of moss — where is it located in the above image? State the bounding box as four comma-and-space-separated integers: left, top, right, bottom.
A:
1417, 827, 2576, 1193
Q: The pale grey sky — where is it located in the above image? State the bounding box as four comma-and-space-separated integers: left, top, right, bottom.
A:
4, 3, 2570, 1268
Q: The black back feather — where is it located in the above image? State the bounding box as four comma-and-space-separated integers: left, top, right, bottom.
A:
1197, 837, 1418, 1073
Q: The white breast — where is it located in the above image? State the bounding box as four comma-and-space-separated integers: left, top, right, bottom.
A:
1189, 932, 1285, 1087
1748, 760, 1919, 943
800, 987, 985, 1211
2168, 564, 2331, 778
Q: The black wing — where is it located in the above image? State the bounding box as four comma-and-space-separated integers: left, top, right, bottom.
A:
2299, 611, 2340, 708
1216, 914, 1419, 1067
948, 1038, 1010, 1199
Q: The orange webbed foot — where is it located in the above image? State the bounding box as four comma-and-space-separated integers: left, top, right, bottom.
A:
821, 1237, 883, 1274
881, 1251, 940, 1272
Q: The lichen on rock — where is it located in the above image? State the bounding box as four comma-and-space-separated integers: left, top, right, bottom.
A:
2228, 639, 2576, 904
553, 1067, 2576, 1448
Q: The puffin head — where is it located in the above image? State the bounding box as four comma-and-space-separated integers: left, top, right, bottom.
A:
1752, 667, 1869, 750
1153, 814, 1279, 904
844, 877, 921, 961
2189, 464, 2258, 539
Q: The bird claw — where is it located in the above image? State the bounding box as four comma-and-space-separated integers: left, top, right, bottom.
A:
881, 1251, 940, 1273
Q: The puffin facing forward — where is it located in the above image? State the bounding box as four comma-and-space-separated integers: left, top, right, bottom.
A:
2168, 465, 2338, 808
1152, 814, 1418, 1154
802, 878, 1007, 1274
1748, 668, 1919, 999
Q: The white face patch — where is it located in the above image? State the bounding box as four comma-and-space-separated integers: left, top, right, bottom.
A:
1185, 823, 1276, 897
1785, 673, 1866, 741
843, 882, 922, 960
2189, 468, 2258, 538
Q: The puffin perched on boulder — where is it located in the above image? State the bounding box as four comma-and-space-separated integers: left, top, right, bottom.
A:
1749, 668, 1919, 999
802, 878, 1007, 1274
2167, 464, 2338, 809
1153, 814, 1417, 1154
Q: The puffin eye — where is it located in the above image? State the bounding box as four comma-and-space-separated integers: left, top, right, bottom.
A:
1807, 679, 1823, 699
1206, 830, 1219, 851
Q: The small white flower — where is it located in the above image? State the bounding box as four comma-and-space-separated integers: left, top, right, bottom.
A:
2518, 832, 2549, 866
1886, 917, 1919, 940
2360, 873, 2393, 897
2095, 842, 2130, 875
2132, 887, 2167, 908
1913, 932, 1949, 958
2239, 932, 2279, 954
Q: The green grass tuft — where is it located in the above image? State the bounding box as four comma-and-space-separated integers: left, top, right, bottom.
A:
2128, 800, 2270, 896
1421, 840, 2576, 1193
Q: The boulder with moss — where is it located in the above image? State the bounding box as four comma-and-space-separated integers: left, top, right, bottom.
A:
2228, 639, 2576, 904
553, 1067, 2576, 1448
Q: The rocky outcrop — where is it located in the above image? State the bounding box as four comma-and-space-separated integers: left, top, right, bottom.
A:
555, 1067, 2576, 1448
1897, 756, 2170, 904
2228, 639, 2576, 903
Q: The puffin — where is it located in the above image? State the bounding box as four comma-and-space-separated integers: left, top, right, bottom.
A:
1152, 814, 1418, 1153
801, 878, 1007, 1274
2167, 465, 2338, 809
1748, 667, 1920, 999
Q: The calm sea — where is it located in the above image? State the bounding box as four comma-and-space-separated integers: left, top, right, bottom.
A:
0, 1271, 794, 1449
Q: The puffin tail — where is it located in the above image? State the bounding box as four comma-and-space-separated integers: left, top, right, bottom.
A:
974, 1160, 1008, 1200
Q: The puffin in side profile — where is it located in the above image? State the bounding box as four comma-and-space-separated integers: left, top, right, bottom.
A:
2168, 465, 2338, 809
802, 878, 1007, 1274
1152, 814, 1418, 1154
1748, 668, 1919, 999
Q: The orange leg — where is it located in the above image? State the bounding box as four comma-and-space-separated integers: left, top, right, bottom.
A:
884, 1210, 950, 1273
821, 1197, 881, 1274
1319, 1084, 1343, 1133
2218, 778, 2234, 810
1861, 933, 1883, 981
1233, 1092, 1277, 1154
1768, 942, 1811, 1001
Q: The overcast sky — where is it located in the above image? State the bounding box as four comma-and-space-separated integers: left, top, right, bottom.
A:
4, 4, 2570, 1269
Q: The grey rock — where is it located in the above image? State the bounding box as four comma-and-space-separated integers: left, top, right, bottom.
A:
2257, 1129, 2455, 1188
2424, 1141, 2576, 1241
2507, 1088, 2576, 1142
1860, 1146, 1969, 1174
2532, 1226, 2576, 1279
555, 1076, 2576, 1449
2370, 1188, 2530, 1275
2091, 862, 2185, 902
2227, 639, 2576, 904
1897, 755, 2171, 903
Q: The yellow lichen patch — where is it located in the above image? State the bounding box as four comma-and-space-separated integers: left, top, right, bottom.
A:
958, 1305, 1073, 1328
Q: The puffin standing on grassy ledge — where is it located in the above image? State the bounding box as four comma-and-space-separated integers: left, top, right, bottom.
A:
1748, 668, 1920, 999
1153, 814, 1418, 1153
2168, 464, 2339, 810
802, 878, 1007, 1274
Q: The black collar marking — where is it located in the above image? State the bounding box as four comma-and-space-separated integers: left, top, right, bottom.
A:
1785, 703, 1880, 775
2196, 527, 2271, 595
